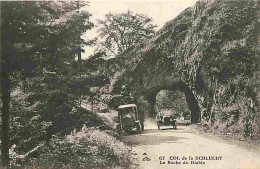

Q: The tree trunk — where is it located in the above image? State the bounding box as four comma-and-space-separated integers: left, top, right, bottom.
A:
77, 1, 82, 68
1, 3, 11, 163
1, 57, 11, 167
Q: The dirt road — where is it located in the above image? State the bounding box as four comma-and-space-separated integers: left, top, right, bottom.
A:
122, 125, 260, 169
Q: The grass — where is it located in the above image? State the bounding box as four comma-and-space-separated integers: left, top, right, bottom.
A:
192, 124, 260, 154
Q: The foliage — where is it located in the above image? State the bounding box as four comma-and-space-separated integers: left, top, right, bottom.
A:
0, 1, 97, 166
155, 90, 190, 119
8, 85, 109, 153
19, 128, 131, 169
1, 1, 93, 74
97, 10, 157, 57
21, 137, 118, 169
169, 0, 259, 137
195, 0, 260, 137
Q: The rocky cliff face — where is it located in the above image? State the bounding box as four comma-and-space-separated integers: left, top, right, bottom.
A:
113, 0, 260, 137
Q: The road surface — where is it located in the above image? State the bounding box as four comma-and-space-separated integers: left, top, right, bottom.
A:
122, 125, 260, 169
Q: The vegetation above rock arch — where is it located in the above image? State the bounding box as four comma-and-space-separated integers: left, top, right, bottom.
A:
112, 0, 260, 139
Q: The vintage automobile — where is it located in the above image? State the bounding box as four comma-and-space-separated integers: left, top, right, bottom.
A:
156, 109, 177, 130
116, 104, 142, 134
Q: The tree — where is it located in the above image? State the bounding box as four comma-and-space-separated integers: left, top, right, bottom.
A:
97, 10, 157, 57
155, 90, 189, 119
1, 1, 93, 166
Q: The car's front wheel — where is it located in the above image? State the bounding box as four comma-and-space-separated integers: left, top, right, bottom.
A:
136, 122, 142, 134
172, 123, 177, 130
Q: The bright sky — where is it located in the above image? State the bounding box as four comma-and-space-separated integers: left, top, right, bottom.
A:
82, 0, 198, 59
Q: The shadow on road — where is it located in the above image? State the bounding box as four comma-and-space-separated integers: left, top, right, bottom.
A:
122, 128, 189, 146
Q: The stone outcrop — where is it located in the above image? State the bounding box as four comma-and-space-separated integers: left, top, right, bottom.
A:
113, 0, 260, 136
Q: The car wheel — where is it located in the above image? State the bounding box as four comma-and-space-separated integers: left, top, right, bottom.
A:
136, 123, 142, 134
172, 121, 177, 130
157, 121, 160, 130
141, 121, 145, 131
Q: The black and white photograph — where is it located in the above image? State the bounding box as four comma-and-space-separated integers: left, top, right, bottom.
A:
0, 0, 260, 168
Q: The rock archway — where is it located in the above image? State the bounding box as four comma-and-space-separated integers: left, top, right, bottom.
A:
135, 81, 200, 125
111, 0, 259, 135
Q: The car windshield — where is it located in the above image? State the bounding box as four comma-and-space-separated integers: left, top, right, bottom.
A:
119, 107, 136, 118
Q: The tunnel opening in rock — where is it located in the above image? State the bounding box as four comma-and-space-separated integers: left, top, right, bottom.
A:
143, 90, 191, 129
138, 82, 200, 126
155, 90, 190, 121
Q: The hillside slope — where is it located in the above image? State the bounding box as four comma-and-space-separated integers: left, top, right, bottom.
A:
113, 0, 260, 138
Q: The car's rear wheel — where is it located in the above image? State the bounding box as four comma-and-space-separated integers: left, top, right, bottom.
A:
157, 121, 160, 130
136, 122, 142, 134
172, 120, 177, 130
141, 121, 144, 131
173, 124, 177, 129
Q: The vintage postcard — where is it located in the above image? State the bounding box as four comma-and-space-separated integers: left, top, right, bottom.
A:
0, 0, 260, 168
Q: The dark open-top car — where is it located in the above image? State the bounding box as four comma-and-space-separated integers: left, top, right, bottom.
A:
116, 104, 143, 135
156, 110, 177, 130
